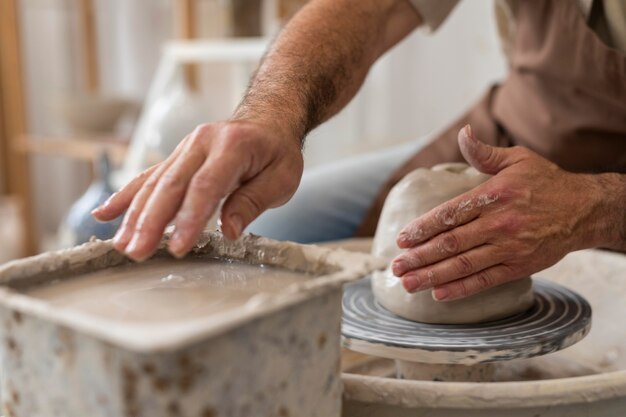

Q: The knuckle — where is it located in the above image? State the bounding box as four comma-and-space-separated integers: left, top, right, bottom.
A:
475, 271, 493, 290
192, 123, 212, 137
136, 166, 157, 182
125, 204, 140, 218
435, 205, 457, 227
514, 187, 533, 205
499, 184, 531, 206
426, 270, 436, 286
517, 240, 537, 258
143, 174, 160, 189
189, 175, 215, 193
406, 249, 424, 268
491, 215, 518, 235
160, 172, 185, 189
513, 145, 534, 159
188, 133, 206, 148
493, 215, 515, 234
174, 209, 197, 228
482, 146, 501, 168
221, 122, 248, 145
173, 135, 192, 152
135, 217, 155, 234
455, 280, 470, 298
439, 233, 459, 254
505, 216, 523, 234
455, 254, 474, 276
476, 191, 501, 208
237, 191, 264, 217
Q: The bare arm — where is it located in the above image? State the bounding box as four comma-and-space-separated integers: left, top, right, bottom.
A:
92, 0, 422, 261
234, 0, 422, 141
590, 172, 626, 252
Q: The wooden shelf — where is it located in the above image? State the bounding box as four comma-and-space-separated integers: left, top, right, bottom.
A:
16, 134, 130, 165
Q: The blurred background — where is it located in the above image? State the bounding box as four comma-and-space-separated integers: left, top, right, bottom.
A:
0, 0, 506, 262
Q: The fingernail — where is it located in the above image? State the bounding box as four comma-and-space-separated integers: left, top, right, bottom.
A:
397, 233, 410, 247
464, 124, 474, 139
403, 276, 419, 292
97, 194, 116, 211
433, 287, 450, 301
397, 227, 424, 247
168, 232, 186, 258
391, 259, 407, 276
229, 214, 244, 239
113, 227, 130, 248
91, 210, 107, 223
124, 234, 140, 255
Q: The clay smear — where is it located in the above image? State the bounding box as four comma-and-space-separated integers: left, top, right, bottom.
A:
27, 257, 310, 323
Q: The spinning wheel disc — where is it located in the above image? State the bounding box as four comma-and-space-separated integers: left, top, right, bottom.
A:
342, 277, 591, 365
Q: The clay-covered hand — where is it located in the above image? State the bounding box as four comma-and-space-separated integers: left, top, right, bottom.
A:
391, 125, 611, 301
91, 120, 303, 261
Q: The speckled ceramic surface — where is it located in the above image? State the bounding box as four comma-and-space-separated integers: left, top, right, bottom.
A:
342, 277, 591, 365
0, 232, 386, 417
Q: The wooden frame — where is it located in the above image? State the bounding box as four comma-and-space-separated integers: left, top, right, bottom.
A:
0, 0, 37, 256
0, 78, 8, 194
78, 0, 99, 92
0, 0, 211, 257
175, 0, 199, 91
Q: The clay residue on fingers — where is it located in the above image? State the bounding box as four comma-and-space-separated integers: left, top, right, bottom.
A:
476, 193, 499, 207
397, 226, 425, 246
458, 198, 474, 211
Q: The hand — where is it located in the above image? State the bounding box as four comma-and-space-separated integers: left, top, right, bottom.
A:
92, 119, 304, 261
391, 125, 606, 301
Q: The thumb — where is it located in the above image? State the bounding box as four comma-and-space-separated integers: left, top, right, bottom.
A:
458, 124, 522, 175
219, 173, 294, 241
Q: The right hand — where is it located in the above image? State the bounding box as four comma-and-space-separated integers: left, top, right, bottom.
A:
92, 119, 304, 261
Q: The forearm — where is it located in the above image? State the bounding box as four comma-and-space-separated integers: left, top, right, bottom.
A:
233, 0, 421, 142
583, 172, 626, 252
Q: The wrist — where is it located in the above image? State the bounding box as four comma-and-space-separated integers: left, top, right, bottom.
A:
228, 114, 304, 150
581, 173, 626, 251
231, 81, 307, 143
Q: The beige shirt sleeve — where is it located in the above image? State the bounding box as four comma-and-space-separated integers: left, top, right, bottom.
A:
407, 0, 460, 31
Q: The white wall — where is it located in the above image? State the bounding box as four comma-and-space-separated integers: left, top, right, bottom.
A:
304, 0, 507, 166
19, 0, 506, 243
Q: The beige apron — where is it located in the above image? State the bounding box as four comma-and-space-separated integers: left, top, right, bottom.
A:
356, 0, 626, 237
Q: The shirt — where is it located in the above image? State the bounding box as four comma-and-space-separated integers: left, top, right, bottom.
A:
409, 0, 626, 55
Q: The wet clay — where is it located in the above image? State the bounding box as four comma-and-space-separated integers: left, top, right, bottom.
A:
371, 163, 534, 324
26, 258, 310, 323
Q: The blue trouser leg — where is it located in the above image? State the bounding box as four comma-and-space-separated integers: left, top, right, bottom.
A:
247, 137, 431, 243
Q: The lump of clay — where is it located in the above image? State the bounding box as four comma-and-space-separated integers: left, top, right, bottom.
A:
371, 163, 534, 324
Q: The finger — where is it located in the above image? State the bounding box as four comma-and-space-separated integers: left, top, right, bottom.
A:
458, 124, 527, 175
220, 168, 296, 241
112, 141, 188, 253
399, 244, 504, 293
392, 218, 490, 276
91, 163, 160, 222
112, 163, 172, 253
431, 264, 517, 301
123, 150, 207, 261
396, 187, 500, 249
168, 152, 247, 257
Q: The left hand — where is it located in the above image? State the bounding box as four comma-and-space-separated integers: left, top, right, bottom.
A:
391, 125, 604, 301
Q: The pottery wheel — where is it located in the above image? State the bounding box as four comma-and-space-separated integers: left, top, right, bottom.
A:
342, 277, 591, 365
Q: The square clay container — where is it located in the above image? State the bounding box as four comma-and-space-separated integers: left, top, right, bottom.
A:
0, 232, 384, 417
